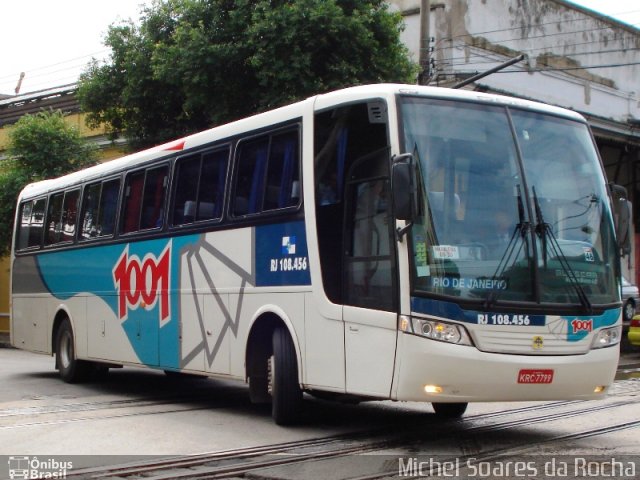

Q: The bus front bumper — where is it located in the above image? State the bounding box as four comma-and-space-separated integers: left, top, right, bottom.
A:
392, 332, 619, 403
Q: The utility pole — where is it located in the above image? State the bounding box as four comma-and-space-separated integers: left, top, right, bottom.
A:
14, 72, 25, 95
418, 0, 431, 85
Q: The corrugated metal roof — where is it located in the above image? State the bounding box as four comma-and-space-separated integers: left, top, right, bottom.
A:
0, 84, 79, 127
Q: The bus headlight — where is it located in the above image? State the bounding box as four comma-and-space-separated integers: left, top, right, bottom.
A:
409, 317, 472, 346
591, 326, 622, 349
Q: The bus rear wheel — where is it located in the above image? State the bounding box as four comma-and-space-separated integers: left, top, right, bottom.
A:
432, 402, 468, 418
55, 319, 92, 383
271, 326, 303, 425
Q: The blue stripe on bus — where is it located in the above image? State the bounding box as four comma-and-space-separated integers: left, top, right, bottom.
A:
36, 235, 200, 368
410, 296, 620, 342
409, 296, 544, 325
34, 220, 311, 369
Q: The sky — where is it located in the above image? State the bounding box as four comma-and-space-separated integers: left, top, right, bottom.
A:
1, 0, 639, 96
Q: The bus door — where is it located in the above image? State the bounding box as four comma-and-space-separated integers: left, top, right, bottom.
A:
313, 101, 398, 397
342, 153, 398, 397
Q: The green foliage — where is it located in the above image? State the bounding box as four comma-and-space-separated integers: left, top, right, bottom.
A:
7, 111, 97, 178
0, 111, 97, 256
78, 0, 417, 149
0, 164, 30, 257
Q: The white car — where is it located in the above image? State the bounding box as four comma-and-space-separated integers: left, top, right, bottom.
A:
622, 277, 640, 325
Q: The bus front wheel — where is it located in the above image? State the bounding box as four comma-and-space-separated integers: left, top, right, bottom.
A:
271, 326, 303, 425
55, 319, 92, 383
432, 402, 468, 418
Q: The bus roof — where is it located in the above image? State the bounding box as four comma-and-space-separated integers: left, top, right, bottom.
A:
18, 84, 585, 201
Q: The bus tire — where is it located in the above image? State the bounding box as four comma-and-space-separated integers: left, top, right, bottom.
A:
55, 319, 92, 384
432, 402, 468, 418
271, 326, 302, 425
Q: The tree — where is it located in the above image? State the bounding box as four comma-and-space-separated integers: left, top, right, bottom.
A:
0, 111, 97, 256
0, 164, 30, 257
78, 0, 417, 150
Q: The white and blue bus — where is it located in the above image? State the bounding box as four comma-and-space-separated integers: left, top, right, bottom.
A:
11, 84, 626, 424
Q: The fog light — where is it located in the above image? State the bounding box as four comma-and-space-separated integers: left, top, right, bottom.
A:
594, 385, 606, 394
424, 385, 443, 394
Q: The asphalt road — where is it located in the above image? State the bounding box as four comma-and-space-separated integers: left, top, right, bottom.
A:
0, 345, 638, 479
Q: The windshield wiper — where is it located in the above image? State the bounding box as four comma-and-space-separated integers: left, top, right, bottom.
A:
532, 187, 592, 314
484, 185, 530, 309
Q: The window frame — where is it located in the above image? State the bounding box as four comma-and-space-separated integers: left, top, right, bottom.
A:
229, 124, 302, 220
169, 144, 230, 229
78, 176, 123, 243
43, 188, 80, 247
14, 121, 305, 255
119, 163, 170, 236
44, 192, 64, 247
15, 197, 48, 252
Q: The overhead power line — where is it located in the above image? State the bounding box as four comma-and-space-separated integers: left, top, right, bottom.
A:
431, 10, 640, 53
433, 23, 640, 59
442, 46, 640, 68
453, 61, 640, 76
0, 50, 109, 82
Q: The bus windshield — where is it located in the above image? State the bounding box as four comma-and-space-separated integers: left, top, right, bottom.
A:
400, 96, 619, 308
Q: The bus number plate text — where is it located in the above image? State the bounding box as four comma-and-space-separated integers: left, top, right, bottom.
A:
518, 369, 554, 384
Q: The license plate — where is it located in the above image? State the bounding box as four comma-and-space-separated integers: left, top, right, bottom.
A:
518, 369, 554, 384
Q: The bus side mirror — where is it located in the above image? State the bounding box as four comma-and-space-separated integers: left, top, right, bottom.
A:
610, 183, 632, 256
391, 153, 418, 222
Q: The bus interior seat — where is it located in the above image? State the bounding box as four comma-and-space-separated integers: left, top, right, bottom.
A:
184, 200, 216, 221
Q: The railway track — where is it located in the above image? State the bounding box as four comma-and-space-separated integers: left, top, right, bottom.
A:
0, 385, 249, 430
63, 378, 640, 480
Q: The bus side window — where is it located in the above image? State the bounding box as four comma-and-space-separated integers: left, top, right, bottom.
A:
81, 183, 102, 239
265, 131, 300, 210
233, 138, 269, 216
173, 154, 201, 225
16, 202, 33, 250
122, 165, 170, 234
98, 179, 120, 236
122, 171, 145, 234
26, 198, 47, 249
140, 166, 168, 230
173, 148, 228, 226
81, 179, 120, 239
16, 200, 45, 251
60, 189, 80, 242
46, 193, 64, 245
198, 148, 228, 221
232, 129, 299, 217
45, 190, 79, 244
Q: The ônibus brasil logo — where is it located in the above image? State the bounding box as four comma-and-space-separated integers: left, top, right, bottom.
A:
113, 242, 171, 326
